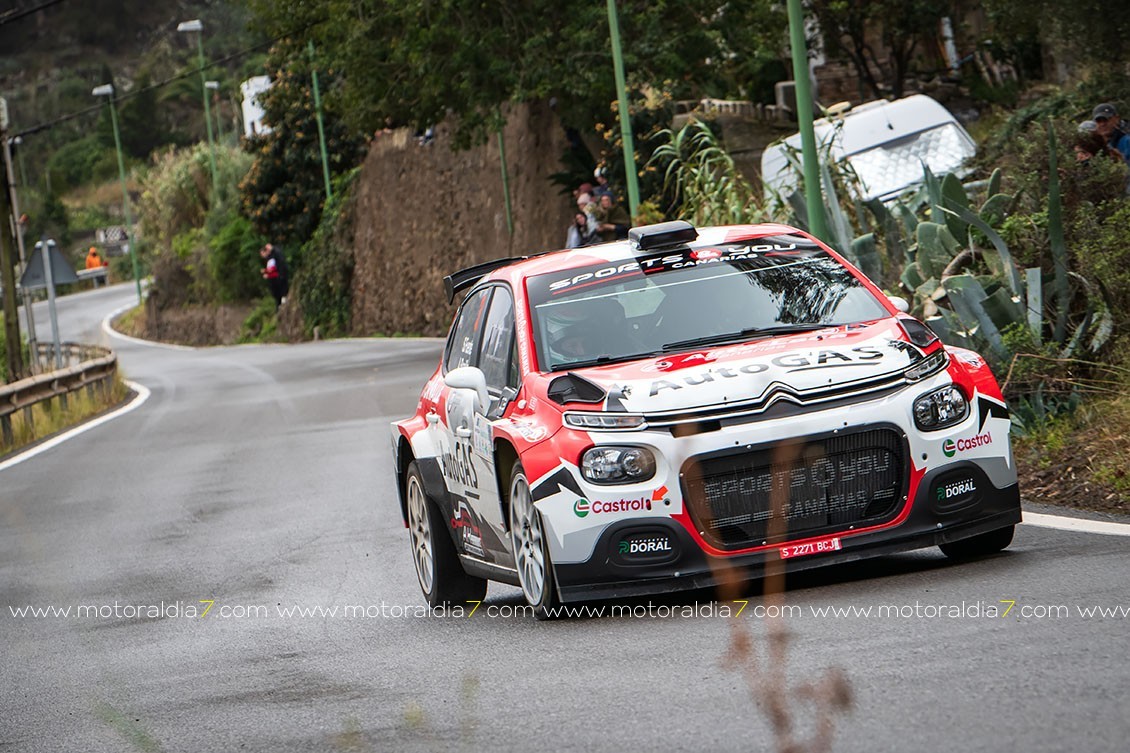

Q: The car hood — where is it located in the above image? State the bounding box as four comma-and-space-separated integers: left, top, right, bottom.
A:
560, 320, 926, 417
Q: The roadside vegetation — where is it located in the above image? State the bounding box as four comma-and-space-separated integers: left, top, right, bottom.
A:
0, 375, 129, 458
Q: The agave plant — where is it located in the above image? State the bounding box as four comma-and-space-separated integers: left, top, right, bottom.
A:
649, 119, 766, 226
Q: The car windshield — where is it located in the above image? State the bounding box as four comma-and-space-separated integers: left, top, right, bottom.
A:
526, 235, 889, 371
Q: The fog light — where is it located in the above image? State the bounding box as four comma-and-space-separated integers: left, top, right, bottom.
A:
581, 446, 657, 484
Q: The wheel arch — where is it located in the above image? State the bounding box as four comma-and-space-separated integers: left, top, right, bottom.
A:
494, 438, 520, 532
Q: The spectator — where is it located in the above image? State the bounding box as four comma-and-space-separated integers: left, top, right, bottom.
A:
565, 211, 598, 248
1074, 129, 1109, 164
259, 243, 289, 308
576, 191, 598, 217
85, 246, 107, 287
593, 194, 630, 242
592, 165, 613, 200
85, 246, 104, 270
1092, 103, 1130, 163
574, 182, 594, 201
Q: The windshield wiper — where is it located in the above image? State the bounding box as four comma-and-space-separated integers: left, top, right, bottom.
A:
661, 323, 830, 353
549, 351, 662, 372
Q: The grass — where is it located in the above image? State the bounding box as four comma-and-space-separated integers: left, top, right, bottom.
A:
1013, 392, 1130, 512
113, 304, 147, 338
0, 376, 129, 458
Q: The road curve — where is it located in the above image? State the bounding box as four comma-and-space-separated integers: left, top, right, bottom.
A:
2, 283, 1128, 752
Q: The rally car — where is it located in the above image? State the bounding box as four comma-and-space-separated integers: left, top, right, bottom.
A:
391, 221, 1021, 617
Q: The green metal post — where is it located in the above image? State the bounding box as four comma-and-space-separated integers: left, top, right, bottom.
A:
497, 110, 513, 236
196, 33, 219, 199
308, 41, 333, 203
786, 0, 828, 242
107, 95, 143, 304
606, 0, 639, 220
213, 90, 224, 144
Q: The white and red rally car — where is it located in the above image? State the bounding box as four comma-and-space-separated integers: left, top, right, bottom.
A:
391, 221, 1020, 617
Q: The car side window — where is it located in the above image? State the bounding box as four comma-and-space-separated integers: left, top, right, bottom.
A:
445, 288, 491, 373
478, 286, 516, 393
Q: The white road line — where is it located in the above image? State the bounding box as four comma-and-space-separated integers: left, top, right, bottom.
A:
101, 303, 196, 351
1023, 511, 1130, 537
0, 380, 151, 473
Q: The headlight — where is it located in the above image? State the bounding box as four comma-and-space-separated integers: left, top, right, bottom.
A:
913, 385, 968, 431
581, 446, 657, 484
564, 412, 647, 430
904, 349, 948, 381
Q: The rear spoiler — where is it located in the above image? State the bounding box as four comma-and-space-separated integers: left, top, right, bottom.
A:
443, 257, 527, 304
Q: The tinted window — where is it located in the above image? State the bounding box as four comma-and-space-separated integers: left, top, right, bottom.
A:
526, 235, 888, 370
445, 288, 491, 372
478, 287, 516, 392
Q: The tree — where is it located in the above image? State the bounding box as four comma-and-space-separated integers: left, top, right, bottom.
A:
239, 50, 366, 246
245, 0, 787, 146
984, 0, 1130, 73
806, 0, 951, 100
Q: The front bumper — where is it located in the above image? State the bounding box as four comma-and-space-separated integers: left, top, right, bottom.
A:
552, 463, 1020, 603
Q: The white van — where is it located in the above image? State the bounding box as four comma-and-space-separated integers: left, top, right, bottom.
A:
760, 94, 976, 203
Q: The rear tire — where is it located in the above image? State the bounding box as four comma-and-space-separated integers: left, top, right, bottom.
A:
405, 461, 487, 608
509, 462, 561, 620
940, 524, 1015, 559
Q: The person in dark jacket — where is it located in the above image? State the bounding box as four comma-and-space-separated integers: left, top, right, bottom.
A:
259, 243, 289, 308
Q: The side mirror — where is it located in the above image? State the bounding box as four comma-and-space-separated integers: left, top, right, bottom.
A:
888, 295, 910, 313
444, 366, 489, 411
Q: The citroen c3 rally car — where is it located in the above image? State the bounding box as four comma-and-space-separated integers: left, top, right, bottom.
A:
391, 221, 1021, 616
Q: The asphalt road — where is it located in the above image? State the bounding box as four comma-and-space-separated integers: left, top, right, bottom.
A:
2, 283, 1128, 752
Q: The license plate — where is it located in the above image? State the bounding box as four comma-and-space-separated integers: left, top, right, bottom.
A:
779, 536, 842, 559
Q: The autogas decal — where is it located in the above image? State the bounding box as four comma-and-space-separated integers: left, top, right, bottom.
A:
530, 466, 584, 502
440, 440, 479, 487
941, 431, 993, 458
647, 347, 885, 396
545, 243, 812, 293
976, 396, 1010, 431
573, 486, 668, 518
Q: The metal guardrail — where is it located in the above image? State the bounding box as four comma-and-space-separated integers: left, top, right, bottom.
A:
0, 343, 117, 446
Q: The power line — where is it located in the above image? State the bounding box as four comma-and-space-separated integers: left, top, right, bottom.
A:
0, 0, 67, 27
13, 19, 326, 139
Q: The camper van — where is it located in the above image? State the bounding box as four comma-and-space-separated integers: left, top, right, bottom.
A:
760, 94, 976, 203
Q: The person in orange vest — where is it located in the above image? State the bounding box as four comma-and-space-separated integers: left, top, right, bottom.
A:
85, 246, 107, 286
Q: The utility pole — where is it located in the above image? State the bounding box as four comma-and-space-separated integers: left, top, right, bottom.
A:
606, 0, 639, 220
307, 41, 333, 202
2, 114, 37, 370
787, 0, 829, 242
0, 113, 23, 380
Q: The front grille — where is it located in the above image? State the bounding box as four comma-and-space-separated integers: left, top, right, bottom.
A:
682, 427, 907, 550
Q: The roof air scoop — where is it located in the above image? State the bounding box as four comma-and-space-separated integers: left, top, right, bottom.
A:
629, 221, 698, 251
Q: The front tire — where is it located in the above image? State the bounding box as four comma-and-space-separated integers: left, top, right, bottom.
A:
405, 461, 487, 608
940, 524, 1015, 559
509, 463, 561, 620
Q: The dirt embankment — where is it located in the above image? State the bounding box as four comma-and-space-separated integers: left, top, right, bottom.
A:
349, 102, 573, 336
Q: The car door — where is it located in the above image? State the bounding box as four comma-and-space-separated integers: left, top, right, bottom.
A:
439, 285, 518, 565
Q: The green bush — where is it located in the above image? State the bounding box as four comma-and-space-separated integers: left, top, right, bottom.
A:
208, 214, 267, 303
293, 170, 359, 338
46, 134, 118, 192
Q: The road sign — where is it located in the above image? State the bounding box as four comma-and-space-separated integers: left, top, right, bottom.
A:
20, 241, 79, 290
